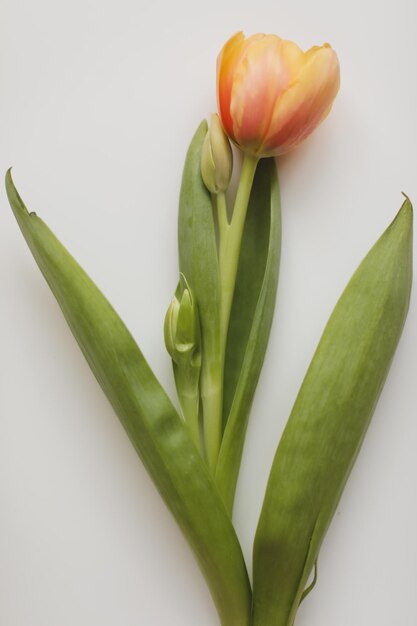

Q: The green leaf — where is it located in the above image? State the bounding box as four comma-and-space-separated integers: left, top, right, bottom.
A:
215, 158, 281, 513
6, 170, 251, 626
178, 121, 222, 470
253, 199, 413, 626
178, 121, 220, 353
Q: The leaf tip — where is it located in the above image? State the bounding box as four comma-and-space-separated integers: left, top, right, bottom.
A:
385, 194, 413, 238
5, 168, 31, 219
397, 193, 413, 227
5, 166, 13, 188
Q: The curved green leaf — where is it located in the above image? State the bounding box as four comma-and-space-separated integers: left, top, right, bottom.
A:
215, 158, 281, 513
6, 170, 251, 626
178, 121, 220, 328
253, 199, 413, 626
178, 121, 222, 470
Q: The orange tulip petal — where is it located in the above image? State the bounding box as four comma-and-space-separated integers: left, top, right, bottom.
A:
262, 45, 340, 155
277, 38, 305, 81
217, 32, 257, 140
229, 35, 293, 151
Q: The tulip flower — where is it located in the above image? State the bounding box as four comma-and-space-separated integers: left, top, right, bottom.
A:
217, 32, 340, 157
204, 32, 339, 478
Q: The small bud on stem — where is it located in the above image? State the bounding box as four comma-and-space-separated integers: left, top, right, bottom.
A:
201, 113, 233, 194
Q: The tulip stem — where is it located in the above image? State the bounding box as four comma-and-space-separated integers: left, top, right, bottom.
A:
217, 191, 229, 232
174, 363, 201, 452
203, 155, 258, 474
219, 154, 259, 345
207, 154, 258, 473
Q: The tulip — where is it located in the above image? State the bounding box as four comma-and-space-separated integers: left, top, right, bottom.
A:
206, 33, 339, 475
217, 32, 340, 157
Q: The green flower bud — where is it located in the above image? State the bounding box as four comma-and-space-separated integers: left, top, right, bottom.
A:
201, 113, 233, 194
164, 295, 180, 360
164, 275, 201, 367
164, 275, 202, 447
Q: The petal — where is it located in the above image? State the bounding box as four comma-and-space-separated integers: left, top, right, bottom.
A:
262, 45, 340, 155
217, 32, 255, 140
230, 35, 297, 151
278, 38, 305, 80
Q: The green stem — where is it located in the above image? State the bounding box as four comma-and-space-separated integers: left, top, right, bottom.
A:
180, 388, 201, 451
203, 154, 258, 473
219, 154, 259, 363
201, 361, 223, 471
217, 191, 229, 233
174, 364, 201, 452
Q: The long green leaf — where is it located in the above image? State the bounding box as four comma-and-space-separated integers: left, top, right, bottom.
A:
6, 170, 251, 626
215, 158, 281, 513
178, 121, 220, 328
178, 120, 223, 470
253, 199, 413, 626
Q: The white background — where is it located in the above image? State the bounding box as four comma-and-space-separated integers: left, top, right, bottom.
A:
1, 1, 416, 625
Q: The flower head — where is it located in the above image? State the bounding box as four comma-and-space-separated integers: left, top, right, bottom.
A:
217, 32, 340, 157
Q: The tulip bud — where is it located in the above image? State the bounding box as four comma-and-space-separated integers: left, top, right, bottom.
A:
164, 275, 201, 367
164, 275, 202, 448
201, 113, 233, 194
164, 295, 180, 360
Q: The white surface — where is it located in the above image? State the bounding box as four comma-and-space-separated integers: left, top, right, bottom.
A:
1, 1, 416, 624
